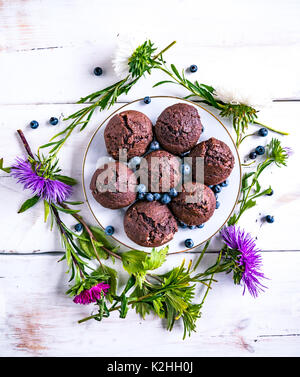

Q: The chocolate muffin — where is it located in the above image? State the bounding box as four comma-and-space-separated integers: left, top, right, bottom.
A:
124, 201, 178, 247
189, 137, 235, 185
170, 182, 216, 226
154, 103, 203, 155
104, 110, 153, 160
90, 161, 137, 209
139, 150, 181, 193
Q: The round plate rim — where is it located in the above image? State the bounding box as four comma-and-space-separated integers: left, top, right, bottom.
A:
82, 95, 242, 252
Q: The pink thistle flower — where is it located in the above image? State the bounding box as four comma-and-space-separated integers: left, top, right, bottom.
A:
73, 282, 110, 305
11, 157, 72, 203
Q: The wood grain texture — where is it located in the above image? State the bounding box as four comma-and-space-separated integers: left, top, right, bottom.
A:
0, 252, 300, 357
1, 0, 300, 357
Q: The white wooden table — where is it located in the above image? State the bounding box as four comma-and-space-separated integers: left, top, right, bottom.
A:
0, 0, 300, 357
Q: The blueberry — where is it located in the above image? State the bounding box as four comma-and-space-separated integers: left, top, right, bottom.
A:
189, 225, 196, 230
197, 224, 205, 229
266, 189, 274, 196
265, 215, 274, 223
143, 96, 151, 104
146, 193, 154, 202
258, 128, 268, 137
213, 185, 221, 194
137, 184, 147, 193
30, 120, 39, 129
189, 65, 198, 73
182, 163, 191, 175
94, 67, 103, 76
153, 193, 161, 201
74, 223, 83, 232
185, 238, 194, 248
181, 151, 190, 157
216, 201, 220, 209
161, 193, 171, 204
214, 193, 218, 200
169, 188, 178, 197
149, 141, 160, 151
138, 192, 146, 200
249, 152, 257, 159
220, 180, 228, 187
49, 117, 59, 126
178, 221, 187, 229
208, 185, 213, 189
255, 146, 265, 155
105, 225, 114, 235
202, 126, 204, 133
129, 156, 141, 169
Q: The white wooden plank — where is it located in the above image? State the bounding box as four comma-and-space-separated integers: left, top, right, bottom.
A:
1, 0, 300, 52
0, 101, 299, 253
0, 252, 299, 356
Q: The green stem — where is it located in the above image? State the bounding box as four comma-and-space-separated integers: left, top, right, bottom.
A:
253, 121, 289, 136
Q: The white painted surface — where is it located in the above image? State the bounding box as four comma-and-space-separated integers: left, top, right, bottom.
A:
0, 0, 300, 357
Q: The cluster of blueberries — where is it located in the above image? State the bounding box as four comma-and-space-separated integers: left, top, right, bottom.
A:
30, 117, 59, 129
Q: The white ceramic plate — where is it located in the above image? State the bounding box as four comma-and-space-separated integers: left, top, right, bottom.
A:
82, 96, 241, 252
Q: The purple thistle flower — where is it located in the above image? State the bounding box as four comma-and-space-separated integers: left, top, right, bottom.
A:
73, 282, 110, 305
220, 225, 267, 297
11, 157, 72, 203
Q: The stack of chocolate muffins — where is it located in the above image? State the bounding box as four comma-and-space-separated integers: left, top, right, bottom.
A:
90, 103, 235, 248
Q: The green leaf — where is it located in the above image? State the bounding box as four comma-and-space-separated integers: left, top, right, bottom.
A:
77, 229, 109, 260
121, 249, 148, 275
53, 175, 78, 186
0, 158, 11, 173
142, 246, 169, 271
63, 200, 84, 205
44, 200, 50, 222
119, 294, 129, 319
51, 203, 80, 214
18, 195, 40, 213
152, 80, 176, 88
170, 64, 182, 80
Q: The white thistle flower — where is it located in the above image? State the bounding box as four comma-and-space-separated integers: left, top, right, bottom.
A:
112, 34, 149, 78
214, 82, 272, 109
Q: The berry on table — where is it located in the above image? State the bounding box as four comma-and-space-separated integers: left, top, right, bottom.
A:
212, 185, 221, 194
255, 146, 265, 155
144, 96, 151, 104
249, 151, 257, 159
189, 65, 198, 73
49, 117, 59, 126
149, 141, 160, 151
189, 225, 196, 230
169, 188, 178, 197
153, 193, 161, 201
185, 238, 194, 248
105, 225, 114, 235
161, 193, 171, 204
182, 163, 191, 175
146, 193, 154, 202
30, 120, 39, 129
265, 215, 274, 223
197, 224, 205, 229
74, 223, 83, 232
137, 184, 147, 193
258, 128, 268, 137
220, 180, 228, 187
214, 193, 218, 200
216, 201, 220, 209
94, 67, 103, 76
266, 188, 274, 196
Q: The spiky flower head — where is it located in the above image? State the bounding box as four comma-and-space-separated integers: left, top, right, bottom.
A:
266, 138, 290, 166
11, 157, 72, 203
112, 36, 158, 79
220, 225, 267, 297
73, 282, 110, 305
